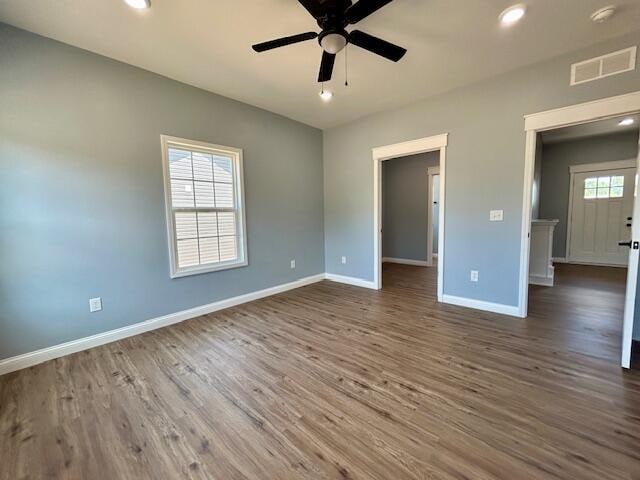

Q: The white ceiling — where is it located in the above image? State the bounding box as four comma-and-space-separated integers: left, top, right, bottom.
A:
1, 0, 640, 129
541, 115, 640, 144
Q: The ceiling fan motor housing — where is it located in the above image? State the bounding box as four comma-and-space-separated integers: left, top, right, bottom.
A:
316, 1, 350, 54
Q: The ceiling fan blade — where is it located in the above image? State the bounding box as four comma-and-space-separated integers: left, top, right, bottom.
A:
252, 32, 318, 52
318, 51, 336, 82
345, 0, 394, 24
348, 30, 406, 61
297, 0, 324, 18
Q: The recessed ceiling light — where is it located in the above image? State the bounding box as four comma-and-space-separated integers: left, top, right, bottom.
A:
500, 4, 526, 26
591, 6, 616, 23
619, 118, 635, 127
319, 90, 333, 102
123, 0, 150, 9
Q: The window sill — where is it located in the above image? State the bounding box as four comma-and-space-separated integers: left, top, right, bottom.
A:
170, 259, 248, 279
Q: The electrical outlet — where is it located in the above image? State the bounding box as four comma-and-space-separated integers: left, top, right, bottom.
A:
341, 256, 347, 264
490, 210, 504, 222
290, 259, 296, 269
89, 297, 102, 312
470, 270, 479, 282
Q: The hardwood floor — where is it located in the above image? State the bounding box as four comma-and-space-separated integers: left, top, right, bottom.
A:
528, 263, 628, 364
1, 263, 640, 479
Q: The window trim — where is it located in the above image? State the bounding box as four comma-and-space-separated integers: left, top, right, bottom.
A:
160, 135, 248, 278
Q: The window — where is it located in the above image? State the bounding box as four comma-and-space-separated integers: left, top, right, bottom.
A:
584, 175, 624, 199
161, 136, 247, 277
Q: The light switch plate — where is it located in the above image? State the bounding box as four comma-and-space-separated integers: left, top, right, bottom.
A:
290, 259, 296, 269
89, 297, 102, 313
470, 270, 479, 282
341, 256, 347, 264
490, 210, 504, 222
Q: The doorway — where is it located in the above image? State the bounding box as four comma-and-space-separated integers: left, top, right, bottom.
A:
372, 134, 448, 299
381, 153, 439, 268
427, 167, 440, 267
520, 92, 640, 368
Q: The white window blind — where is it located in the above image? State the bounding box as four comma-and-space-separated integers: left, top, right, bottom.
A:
161, 136, 247, 277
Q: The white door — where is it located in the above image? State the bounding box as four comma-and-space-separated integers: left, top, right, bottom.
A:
622, 136, 640, 369
568, 167, 636, 266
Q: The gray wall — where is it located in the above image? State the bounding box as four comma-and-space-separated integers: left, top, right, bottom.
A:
382, 152, 439, 261
323, 30, 640, 307
539, 131, 639, 258
0, 24, 324, 360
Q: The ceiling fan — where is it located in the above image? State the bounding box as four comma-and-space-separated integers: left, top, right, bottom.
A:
252, 0, 406, 83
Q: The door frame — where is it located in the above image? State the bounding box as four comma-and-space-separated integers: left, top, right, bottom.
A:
565, 159, 637, 264
427, 166, 441, 267
519, 90, 640, 368
373, 134, 448, 298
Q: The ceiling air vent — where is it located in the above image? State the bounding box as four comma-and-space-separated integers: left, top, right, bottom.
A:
570, 46, 636, 86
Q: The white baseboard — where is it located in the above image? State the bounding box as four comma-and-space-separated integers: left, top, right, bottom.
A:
0, 273, 326, 377
1, 273, 524, 376
552, 257, 567, 263
529, 275, 554, 287
564, 258, 626, 268
442, 294, 521, 317
324, 273, 378, 289
382, 257, 429, 267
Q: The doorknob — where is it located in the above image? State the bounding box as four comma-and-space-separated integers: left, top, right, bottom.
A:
619, 241, 640, 249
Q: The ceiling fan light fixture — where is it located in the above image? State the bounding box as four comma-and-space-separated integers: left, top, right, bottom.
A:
320, 33, 347, 54
123, 0, 150, 9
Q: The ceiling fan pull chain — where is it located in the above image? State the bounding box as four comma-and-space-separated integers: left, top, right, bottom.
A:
345, 44, 349, 87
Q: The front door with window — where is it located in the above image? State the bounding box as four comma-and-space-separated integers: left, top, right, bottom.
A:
568, 167, 635, 265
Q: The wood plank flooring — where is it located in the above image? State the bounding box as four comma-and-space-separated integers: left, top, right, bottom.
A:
1, 263, 640, 479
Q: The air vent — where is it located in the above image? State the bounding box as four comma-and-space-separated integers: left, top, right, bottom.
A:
570, 46, 636, 86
